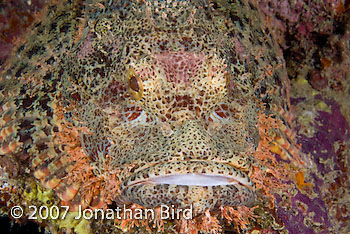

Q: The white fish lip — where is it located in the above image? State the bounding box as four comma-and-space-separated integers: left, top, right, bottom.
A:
116, 161, 255, 212
123, 160, 254, 188
124, 161, 254, 189
147, 173, 248, 186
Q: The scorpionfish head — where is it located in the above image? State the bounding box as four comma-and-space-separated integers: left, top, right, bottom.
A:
64, 0, 262, 215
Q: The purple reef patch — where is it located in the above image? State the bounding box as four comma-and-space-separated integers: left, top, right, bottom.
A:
301, 96, 349, 172
275, 96, 349, 233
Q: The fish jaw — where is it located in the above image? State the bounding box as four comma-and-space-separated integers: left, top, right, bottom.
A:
117, 161, 255, 215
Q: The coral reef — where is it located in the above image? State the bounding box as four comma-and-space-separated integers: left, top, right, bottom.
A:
260, 0, 350, 233
0, 0, 45, 65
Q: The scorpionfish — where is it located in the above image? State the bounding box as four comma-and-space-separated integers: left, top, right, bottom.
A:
0, 0, 304, 233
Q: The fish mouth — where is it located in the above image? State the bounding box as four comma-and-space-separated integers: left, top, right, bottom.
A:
117, 161, 255, 215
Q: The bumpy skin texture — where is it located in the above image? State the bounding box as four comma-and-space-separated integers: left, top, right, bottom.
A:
0, 0, 292, 232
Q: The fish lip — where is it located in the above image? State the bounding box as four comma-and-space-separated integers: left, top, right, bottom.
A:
122, 160, 254, 189
117, 160, 255, 212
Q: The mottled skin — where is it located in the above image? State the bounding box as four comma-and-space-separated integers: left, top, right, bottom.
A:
0, 0, 292, 232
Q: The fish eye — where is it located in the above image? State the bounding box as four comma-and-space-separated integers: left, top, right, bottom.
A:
127, 68, 143, 100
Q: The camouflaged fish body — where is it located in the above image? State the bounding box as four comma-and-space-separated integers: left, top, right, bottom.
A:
1, 0, 292, 226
